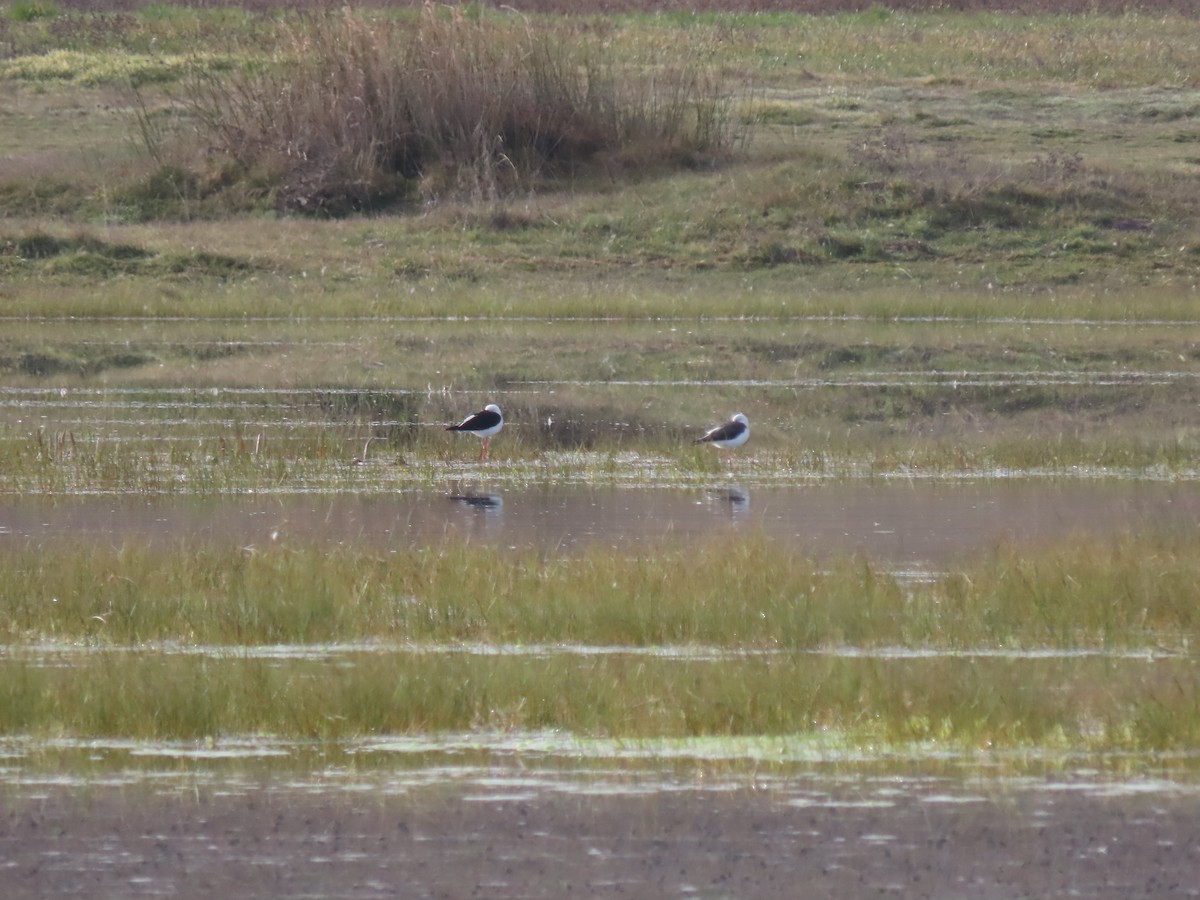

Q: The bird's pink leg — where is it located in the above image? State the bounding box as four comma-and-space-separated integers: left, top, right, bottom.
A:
481, 437, 489, 461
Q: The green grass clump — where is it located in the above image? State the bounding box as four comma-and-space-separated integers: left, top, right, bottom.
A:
0, 230, 255, 279
0, 49, 230, 86
4, 0, 57, 23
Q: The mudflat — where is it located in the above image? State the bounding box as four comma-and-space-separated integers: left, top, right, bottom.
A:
3, 777, 1197, 899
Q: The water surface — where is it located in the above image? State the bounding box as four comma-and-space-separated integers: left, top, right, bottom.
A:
3, 480, 1197, 567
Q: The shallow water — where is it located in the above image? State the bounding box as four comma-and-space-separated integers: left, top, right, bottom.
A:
3, 311, 1199, 461
4, 731, 1199, 795
2, 480, 1198, 567
4, 640, 1180, 666
6, 763, 1199, 900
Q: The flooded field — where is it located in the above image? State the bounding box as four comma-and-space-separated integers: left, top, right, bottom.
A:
3, 317, 1200, 897
6, 8, 1200, 888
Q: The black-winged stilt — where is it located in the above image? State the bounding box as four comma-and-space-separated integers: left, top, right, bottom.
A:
446, 403, 504, 461
695, 412, 749, 461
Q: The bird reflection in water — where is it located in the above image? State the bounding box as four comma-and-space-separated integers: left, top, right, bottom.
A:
704, 484, 749, 523
448, 492, 504, 513
446, 488, 505, 540
725, 485, 749, 514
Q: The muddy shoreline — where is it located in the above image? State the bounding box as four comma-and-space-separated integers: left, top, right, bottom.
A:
4, 776, 1198, 899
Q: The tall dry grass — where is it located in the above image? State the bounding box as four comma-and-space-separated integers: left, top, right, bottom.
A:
178, 4, 736, 214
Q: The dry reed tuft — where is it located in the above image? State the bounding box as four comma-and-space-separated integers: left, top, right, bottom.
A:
178, 4, 736, 215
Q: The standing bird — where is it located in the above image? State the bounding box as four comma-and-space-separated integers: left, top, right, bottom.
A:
695, 412, 749, 462
446, 403, 504, 461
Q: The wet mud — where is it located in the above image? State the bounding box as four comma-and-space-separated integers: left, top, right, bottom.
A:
3, 778, 1198, 899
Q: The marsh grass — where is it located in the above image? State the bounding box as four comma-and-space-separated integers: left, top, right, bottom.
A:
2, 645, 1196, 750
0, 536, 861, 646
940, 533, 1200, 646
3, 529, 1198, 650
0, 402, 1196, 495
3, 508, 1200, 751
